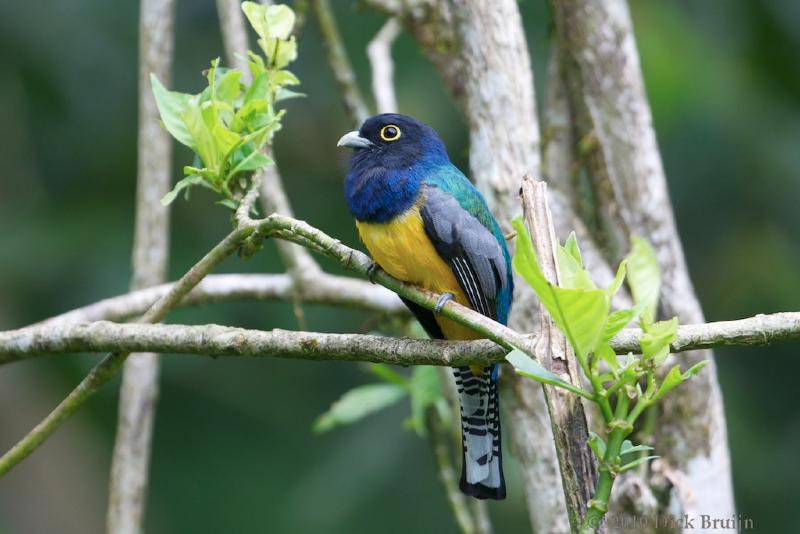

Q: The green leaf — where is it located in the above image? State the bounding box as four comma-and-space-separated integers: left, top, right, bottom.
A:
265, 4, 295, 39
242, 2, 295, 40
260, 36, 297, 69
682, 360, 710, 379
606, 259, 628, 298
161, 175, 207, 205
271, 69, 300, 87
233, 99, 270, 132
275, 87, 306, 103
506, 348, 594, 399
246, 50, 266, 79
641, 317, 678, 365
596, 343, 618, 372
506, 349, 564, 385
588, 431, 607, 461
216, 199, 238, 211
244, 72, 270, 104
626, 236, 661, 325
216, 69, 243, 104
182, 166, 217, 180
365, 363, 409, 388
512, 218, 609, 360
564, 231, 582, 265
620, 440, 654, 455
619, 455, 660, 472
602, 304, 642, 346
651, 364, 684, 402
556, 243, 596, 291
407, 367, 443, 436
182, 100, 220, 172
313, 383, 407, 433
242, 1, 270, 40
226, 148, 272, 181
150, 74, 194, 149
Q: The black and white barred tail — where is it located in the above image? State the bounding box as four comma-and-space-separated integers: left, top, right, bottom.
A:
454, 364, 505, 500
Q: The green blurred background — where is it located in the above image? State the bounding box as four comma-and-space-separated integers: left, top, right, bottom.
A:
1, 1, 798, 532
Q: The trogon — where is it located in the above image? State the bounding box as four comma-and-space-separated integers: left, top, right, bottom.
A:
338, 114, 512, 499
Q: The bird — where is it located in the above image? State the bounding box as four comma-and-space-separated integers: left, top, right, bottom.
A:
337, 114, 513, 500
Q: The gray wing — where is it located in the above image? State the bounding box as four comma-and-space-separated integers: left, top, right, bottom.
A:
419, 186, 508, 321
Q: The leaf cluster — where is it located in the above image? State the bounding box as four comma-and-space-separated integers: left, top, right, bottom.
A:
150, 2, 302, 207
506, 218, 709, 480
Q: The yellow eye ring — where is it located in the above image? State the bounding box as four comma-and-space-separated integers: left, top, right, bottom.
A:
380, 124, 401, 142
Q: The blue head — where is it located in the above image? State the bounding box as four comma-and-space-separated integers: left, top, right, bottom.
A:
338, 114, 451, 222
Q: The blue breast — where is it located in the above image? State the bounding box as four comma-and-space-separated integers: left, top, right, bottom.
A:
345, 154, 446, 223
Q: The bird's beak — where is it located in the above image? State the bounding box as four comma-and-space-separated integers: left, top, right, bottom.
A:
337, 131, 374, 149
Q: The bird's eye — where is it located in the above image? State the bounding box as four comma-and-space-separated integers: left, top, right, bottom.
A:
380, 124, 401, 142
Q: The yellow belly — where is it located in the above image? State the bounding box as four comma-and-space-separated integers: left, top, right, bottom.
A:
356, 207, 479, 341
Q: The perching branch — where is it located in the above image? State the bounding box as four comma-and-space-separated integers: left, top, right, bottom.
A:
108, 0, 175, 530
0, 322, 507, 370
3, 311, 799, 367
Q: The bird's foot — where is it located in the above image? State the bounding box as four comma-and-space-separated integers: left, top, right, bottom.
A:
366, 262, 381, 284
434, 292, 455, 314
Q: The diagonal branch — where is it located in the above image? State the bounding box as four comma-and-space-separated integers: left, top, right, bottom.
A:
0, 225, 250, 477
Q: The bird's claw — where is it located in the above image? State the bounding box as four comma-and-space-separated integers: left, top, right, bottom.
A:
366, 262, 381, 284
434, 292, 455, 314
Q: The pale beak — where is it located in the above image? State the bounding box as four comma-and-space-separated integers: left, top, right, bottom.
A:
337, 130, 374, 149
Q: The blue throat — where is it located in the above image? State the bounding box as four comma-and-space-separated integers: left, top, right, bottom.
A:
344, 145, 449, 223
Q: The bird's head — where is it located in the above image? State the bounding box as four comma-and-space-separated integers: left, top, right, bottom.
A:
337, 113, 448, 170
338, 114, 450, 222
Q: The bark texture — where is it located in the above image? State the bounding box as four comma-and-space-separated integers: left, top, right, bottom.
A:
521, 179, 600, 532
108, 0, 174, 531
4, 312, 798, 367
